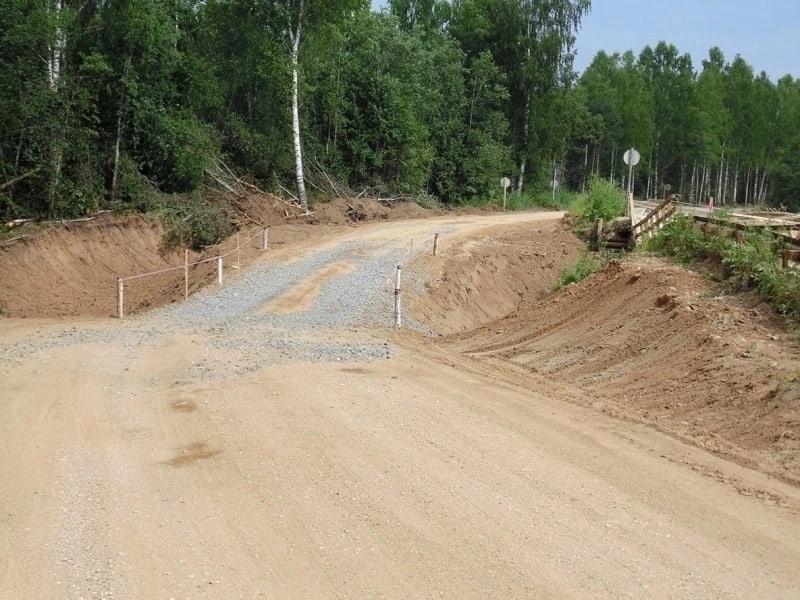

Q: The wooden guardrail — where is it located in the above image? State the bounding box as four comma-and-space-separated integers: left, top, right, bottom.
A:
631, 197, 675, 247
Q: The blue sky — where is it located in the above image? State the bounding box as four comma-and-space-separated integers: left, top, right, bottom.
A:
370, 1, 800, 81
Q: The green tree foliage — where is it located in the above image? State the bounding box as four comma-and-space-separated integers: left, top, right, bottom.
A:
449, 0, 590, 192
3, 0, 800, 221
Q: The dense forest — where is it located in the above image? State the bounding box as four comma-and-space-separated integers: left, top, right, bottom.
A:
2, 0, 799, 221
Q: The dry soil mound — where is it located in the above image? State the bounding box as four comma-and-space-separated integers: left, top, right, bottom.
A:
0, 195, 435, 317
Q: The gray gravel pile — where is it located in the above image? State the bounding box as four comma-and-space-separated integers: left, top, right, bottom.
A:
0, 233, 437, 372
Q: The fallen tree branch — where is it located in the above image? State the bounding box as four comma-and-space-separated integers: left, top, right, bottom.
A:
5, 218, 35, 229
204, 168, 236, 193
0, 235, 28, 246
0, 168, 40, 191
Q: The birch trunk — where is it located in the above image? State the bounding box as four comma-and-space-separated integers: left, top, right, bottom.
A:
609, 145, 615, 184
689, 161, 697, 203
48, 0, 65, 90
653, 140, 659, 200
732, 161, 739, 205
288, 4, 308, 212
517, 25, 533, 194
752, 166, 759, 204
744, 167, 751, 205
716, 146, 724, 205
698, 160, 707, 202
516, 90, 531, 193
758, 168, 768, 203
581, 144, 588, 193
722, 158, 730, 205
110, 112, 123, 200
47, 0, 66, 215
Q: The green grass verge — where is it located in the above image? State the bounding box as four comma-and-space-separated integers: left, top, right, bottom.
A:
645, 214, 800, 321
554, 252, 606, 290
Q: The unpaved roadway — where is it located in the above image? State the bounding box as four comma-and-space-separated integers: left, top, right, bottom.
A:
2, 211, 800, 599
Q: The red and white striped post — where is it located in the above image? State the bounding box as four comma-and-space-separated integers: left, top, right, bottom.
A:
393, 265, 402, 328
117, 278, 124, 319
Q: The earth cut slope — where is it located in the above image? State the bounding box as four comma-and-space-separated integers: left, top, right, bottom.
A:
406, 232, 800, 485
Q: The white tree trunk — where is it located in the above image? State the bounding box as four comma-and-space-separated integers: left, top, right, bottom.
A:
48, 0, 65, 90
698, 160, 707, 202
732, 161, 739, 205
516, 90, 531, 193
752, 166, 759, 204
289, 6, 308, 212
609, 145, 615, 184
744, 167, 751, 205
758, 168, 768, 203
722, 157, 729, 205
581, 144, 588, 193
111, 112, 123, 200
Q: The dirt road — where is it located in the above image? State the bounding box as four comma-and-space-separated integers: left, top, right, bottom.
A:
2, 210, 799, 599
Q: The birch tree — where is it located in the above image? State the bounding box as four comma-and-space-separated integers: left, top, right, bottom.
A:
280, 0, 366, 212
450, 0, 589, 193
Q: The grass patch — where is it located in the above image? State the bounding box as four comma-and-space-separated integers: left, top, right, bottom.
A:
457, 189, 582, 212
554, 252, 605, 290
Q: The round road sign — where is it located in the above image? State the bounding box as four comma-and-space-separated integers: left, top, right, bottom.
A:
623, 148, 641, 166
500, 177, 511, 189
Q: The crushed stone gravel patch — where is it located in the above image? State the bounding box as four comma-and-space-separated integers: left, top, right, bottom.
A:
0, 234, 439, 369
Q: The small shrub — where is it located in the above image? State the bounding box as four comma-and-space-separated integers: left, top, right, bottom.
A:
720, 228, 782, 289
645, 214, 707, 263
555, 253, 604, 290
567, 193, 588, 219
163, 193, 233, 250
411, 192, 442, 210
582, 177, 625, 223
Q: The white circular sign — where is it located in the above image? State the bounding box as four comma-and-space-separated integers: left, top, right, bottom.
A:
500, 177, 511, 189
623, 148, 641, 166
551, 179, 559, 189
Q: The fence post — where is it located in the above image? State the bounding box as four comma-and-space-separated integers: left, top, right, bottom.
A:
184, 249, 189, 302
217, 256, 223, 285
117, 278, 124, 319
433, 233, 439, 256
262, 228, 268, 250
393, 265, 402, 328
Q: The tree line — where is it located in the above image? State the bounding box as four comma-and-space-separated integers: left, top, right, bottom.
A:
2, 0, 798, 221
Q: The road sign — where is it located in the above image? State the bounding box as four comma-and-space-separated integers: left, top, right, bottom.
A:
500, 177, 511, 212
623, 148, 641, 166
623, 147, 640, 200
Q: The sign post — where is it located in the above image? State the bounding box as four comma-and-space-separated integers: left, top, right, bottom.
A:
622, 148, 640, 197
500, 177, 511, 212
622, 148, 641, 218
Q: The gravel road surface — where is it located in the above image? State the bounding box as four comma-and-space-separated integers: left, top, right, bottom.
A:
2, 211, 800, 600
